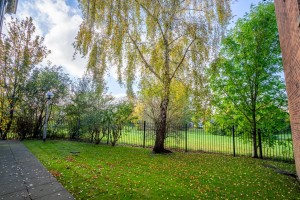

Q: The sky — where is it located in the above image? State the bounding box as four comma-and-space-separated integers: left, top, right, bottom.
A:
3, 0, 263, 97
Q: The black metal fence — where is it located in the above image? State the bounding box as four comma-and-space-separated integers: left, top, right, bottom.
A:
40, 120, 294, 163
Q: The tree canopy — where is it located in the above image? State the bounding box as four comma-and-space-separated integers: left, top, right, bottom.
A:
18, 64, 70, 139
75, 0, 232, 153
209, 1, 287, 158
0, 17, 50, 139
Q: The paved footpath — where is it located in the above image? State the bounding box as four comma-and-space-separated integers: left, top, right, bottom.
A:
0, 140, 74, 200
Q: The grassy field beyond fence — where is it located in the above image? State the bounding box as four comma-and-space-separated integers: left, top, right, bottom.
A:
34, 121, 295, 162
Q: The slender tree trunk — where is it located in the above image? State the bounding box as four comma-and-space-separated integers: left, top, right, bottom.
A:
2, 73, 19, 140
152, 22, 172, 154
0, 94, 4, 138
252, 120, 258, 158
90, 130, 94, 143
252, 74, 259, 158
33, 114, 43, 138
153, 96, 169, 153
2, 104, 14, 140
0, 114, 3, 139
153, 81, 172, 153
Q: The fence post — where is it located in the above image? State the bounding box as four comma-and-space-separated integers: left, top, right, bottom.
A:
143, 121, 146, 148
232, 125, 236, 157
185, 124, 188, 152
258, 128, 263, 159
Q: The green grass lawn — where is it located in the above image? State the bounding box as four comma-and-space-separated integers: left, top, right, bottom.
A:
23, 140, 300, 200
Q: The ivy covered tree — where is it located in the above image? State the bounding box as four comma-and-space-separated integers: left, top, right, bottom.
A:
0, 17, 50, 140
74, 0, 232, 153
209, 1, 287, 158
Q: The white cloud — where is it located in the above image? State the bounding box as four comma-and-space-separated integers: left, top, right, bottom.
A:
16, 0, 86, 77
113, 93, 127, 99
6, 0, 131, 96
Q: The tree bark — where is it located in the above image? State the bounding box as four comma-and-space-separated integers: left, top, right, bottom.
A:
152, 19, 173, 154
252, 122, 258, 158
153, 96, 170, 153
1, 131, 7, 140
153, 77, 172, 154
33, 114, 43, 138
251, 77, 258, 158
1, 103, 14, 140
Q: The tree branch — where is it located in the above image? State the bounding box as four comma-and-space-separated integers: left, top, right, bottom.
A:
134, 0, 166, 42
221, 86, 253, 123
168, 34, 185, 46
170, 38, 196, 80
127, 33, 162, 82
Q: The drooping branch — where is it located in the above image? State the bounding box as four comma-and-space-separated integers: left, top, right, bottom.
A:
170, 38, 196, 80
168, 34, 186, 46
134, 0, 166, 43
128, 33, 162, 82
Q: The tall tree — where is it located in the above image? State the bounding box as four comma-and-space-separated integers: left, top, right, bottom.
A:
74, 0, 232, 153
209, 1, 287, 158
0, 17, 49, 140
18, 64, 70, 138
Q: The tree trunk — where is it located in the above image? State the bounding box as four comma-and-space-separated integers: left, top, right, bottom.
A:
2, 105, 14, 140
33, 114, 43, 138
153, 95, 172, 154
153, 26, 172, 154
252, 123, 258, 158
251, 90, 258, 158
1, 132, 7, 140
91, 131, 94, 143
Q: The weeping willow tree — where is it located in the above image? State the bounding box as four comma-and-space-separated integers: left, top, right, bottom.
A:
74, 0, 232, 153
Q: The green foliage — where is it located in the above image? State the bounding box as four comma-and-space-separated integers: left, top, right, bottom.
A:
190, 73, 212, 127
65, 76, 111, 140
137, 78, 191, 126
16, 64, 70, 139
109, 101, 135, 146
74, 0, 232, 152
0, 17, 50, 139
74, 0, 232, 95
208, 1, 288, 156
65, 76, 134, 146
24, 140, 299, 200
